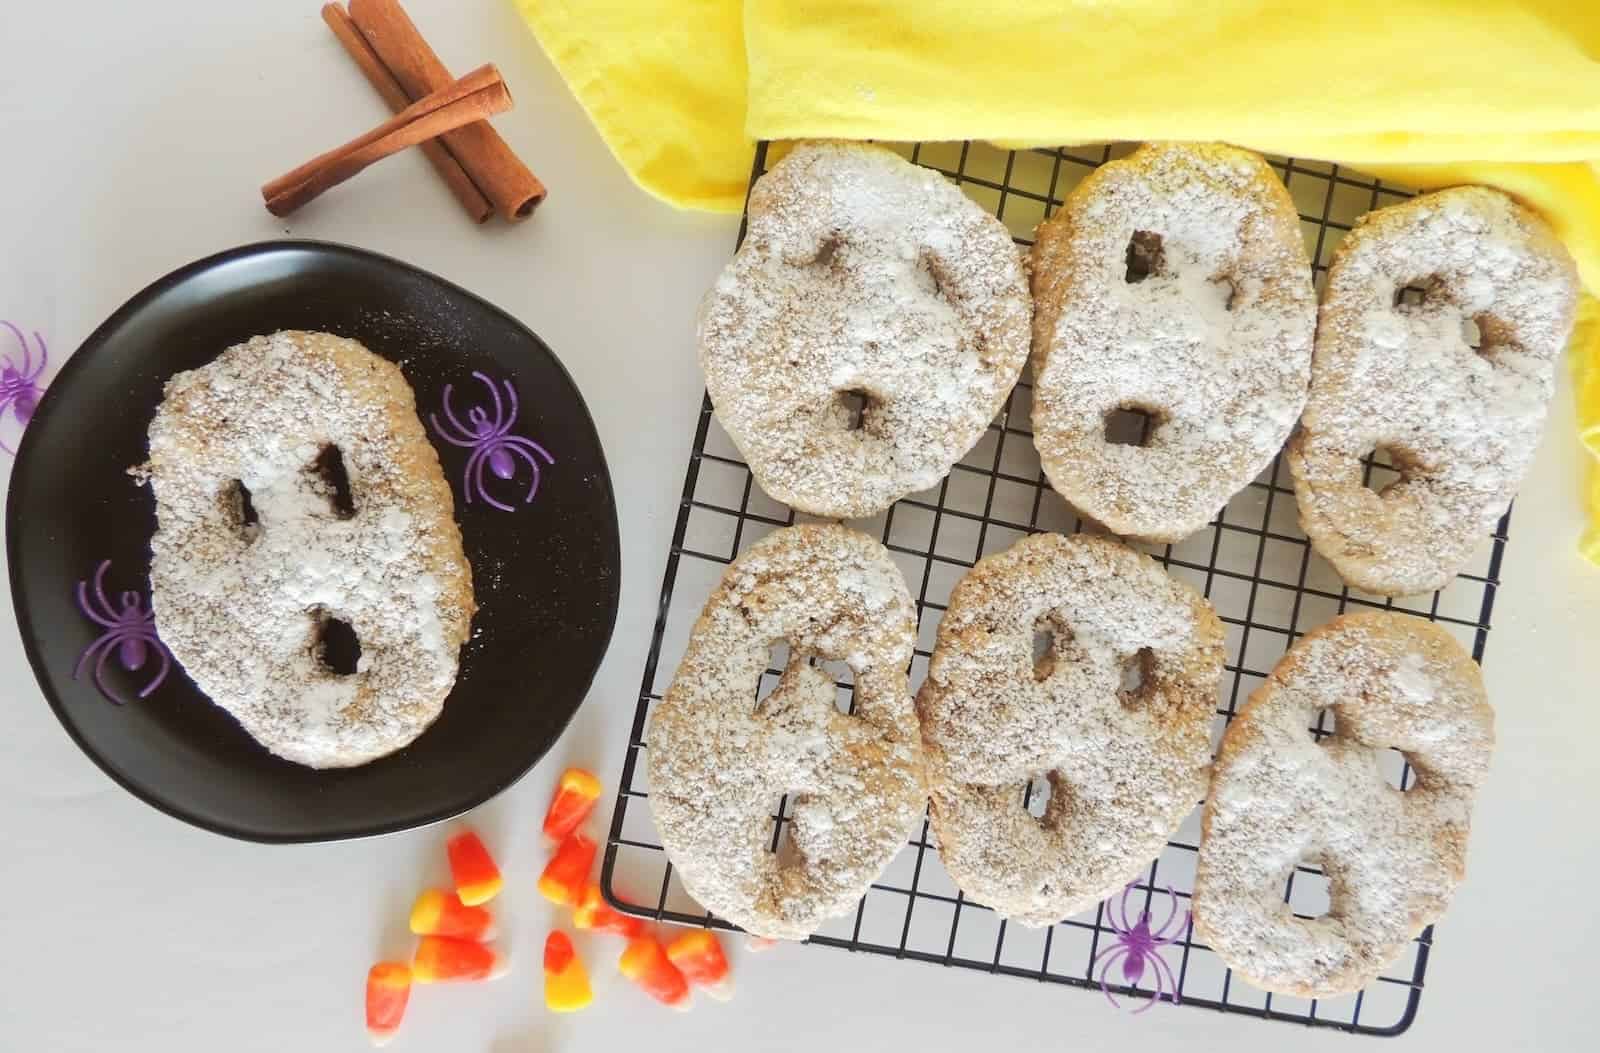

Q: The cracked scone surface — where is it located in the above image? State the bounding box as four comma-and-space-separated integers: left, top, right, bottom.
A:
698, 141, 1032, 519
648, 524, 924, 939
145, 330, 474, 769
917, 533, 1223, 927
1194, 611, 1493, 997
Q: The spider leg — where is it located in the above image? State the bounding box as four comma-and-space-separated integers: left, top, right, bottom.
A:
0, 432, 16, 457
76, 580, 117, 628
1, 320, 25, 371
436, 384, 478, 444
429, 411, 477, 448
474, 372, 508, 435
1116, 882, 1136, 933
466, 450, 516, 512
73, 635, 114, 682
31, 331, 45, 377
500, 377, 521, 430
498, 433, 555, 465
1153, 909, 1192, 947
1150, 947, 1182, 1006
138, 637, 172, 698
1151, 885, 1182, 939
92, 636, 135, 705
499, 441, 551, 503
1096, 947, 1129, 1008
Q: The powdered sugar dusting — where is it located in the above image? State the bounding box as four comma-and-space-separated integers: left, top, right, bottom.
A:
1030, 142, 1316, 542
698, 141, 1032, 519
917, 533, 1224, 926
648, 525, 925, 939
144, 331, 474, 768
1193, 612, 1494, 996
1289, 186, 1579, 596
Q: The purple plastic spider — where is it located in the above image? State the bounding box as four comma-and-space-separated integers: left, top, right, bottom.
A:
1093, 882, 1190, 1013
73, 560, 172, 705
429, 371, 555, 512
0, 320, 47, 456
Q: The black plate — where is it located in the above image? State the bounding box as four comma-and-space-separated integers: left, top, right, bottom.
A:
6, 241, 620, 842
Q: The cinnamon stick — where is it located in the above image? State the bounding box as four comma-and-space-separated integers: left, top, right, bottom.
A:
262, 64, 512, 217
321, 3, 492, 223
348, 0, 545, 220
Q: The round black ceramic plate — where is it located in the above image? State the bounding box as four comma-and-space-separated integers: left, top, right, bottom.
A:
6, 241, 620, 842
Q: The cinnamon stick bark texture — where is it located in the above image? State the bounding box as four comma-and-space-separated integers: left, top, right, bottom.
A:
261, 64, 512, 217
349, 0, 546, 220
322, 3, 492, 223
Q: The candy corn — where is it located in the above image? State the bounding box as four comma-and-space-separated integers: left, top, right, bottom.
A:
619, 935, 691, 1009
412, 935, 507, 983
538, 832, 597, 906
364, 962, 411, 1046
543, 768, 602, 841
572, 882, 644, 938
409, 888, 496, 941
543, 930, 594, 1012
446, 830, 503, 906
666, 930, 733, 1000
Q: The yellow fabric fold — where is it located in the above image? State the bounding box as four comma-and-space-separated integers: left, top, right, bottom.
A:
514, 0, 1600, 564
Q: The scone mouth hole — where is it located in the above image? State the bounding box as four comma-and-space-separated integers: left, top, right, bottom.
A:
312, 443, 356, 519
834, 388, 879, 433
1361, 444, 1423, 498
812, 233, 842, 268
1124, 230, 1166, 283
1286, 858, 1333, 920
1103, 405, 1165, 447
817, 657, 856, 715
311, 608, 362, 676
1392, 276, 1446, 313
1023, 773, 1053, 819
1118, 647, 1156, 708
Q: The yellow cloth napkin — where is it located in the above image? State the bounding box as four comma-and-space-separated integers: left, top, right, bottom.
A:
515, 0, 1600, 563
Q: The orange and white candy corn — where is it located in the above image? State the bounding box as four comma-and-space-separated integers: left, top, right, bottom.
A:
619, 934, 691, 1009
573, 883, 644, 939
446, 830, 503, 906
666, 930, 733, 1000
543, 768, 602, 841
412, 935, 507, 983
543, 930, 593, 1012
538, 831, 597, 906
364, 961, 411, 1046
409, 889, 496, 941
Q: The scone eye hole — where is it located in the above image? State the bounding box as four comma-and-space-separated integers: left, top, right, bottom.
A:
1030, 617, 1057, 682
1103, 405, 1165, 447
312, 443, 356, 519
228, 479, 260, 536
812, 234, 842, 268
1118, 647, 1156, 708
1124, 230, 1166, 283
1360, 444, 1424, 498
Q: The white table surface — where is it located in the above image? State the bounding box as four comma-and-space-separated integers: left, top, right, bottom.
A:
1, 2, 1596, 1049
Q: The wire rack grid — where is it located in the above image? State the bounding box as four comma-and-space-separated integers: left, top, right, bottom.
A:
600, 140, 1509, 1037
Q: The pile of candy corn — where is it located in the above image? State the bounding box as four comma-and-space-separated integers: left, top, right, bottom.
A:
365, 830, 508, 1045
364, 767, 738, 1043
538, 768, 734, 1013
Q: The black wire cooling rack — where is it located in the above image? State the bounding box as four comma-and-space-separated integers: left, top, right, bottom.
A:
600, 141, 1510, 1037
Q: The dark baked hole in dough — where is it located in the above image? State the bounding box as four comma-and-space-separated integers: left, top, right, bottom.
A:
1031, 619, 1056, 681
1023, 773, 1053, 819
813, 235, 841, 267
1125, 230, 1165, 283
1462, 316, 1483, 350
1212, 276, 1238, 310
313, 444, 356, 519
230, 480, 260, 538
1308, 706, 1337, 742
314, 610, 362, 676
1104, 405, 1163, 447
1118, 647, 1155, 707
1381, 747, 1415, 792
835, 388, 876, 432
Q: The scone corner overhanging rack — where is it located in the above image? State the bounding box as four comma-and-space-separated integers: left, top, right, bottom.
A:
600, 140, 1507, 1038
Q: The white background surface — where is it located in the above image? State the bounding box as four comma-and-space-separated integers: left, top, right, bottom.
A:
1, 1, 1596, 1049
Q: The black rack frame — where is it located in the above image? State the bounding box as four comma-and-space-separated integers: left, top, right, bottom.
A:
600, 140, 1508, 1037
